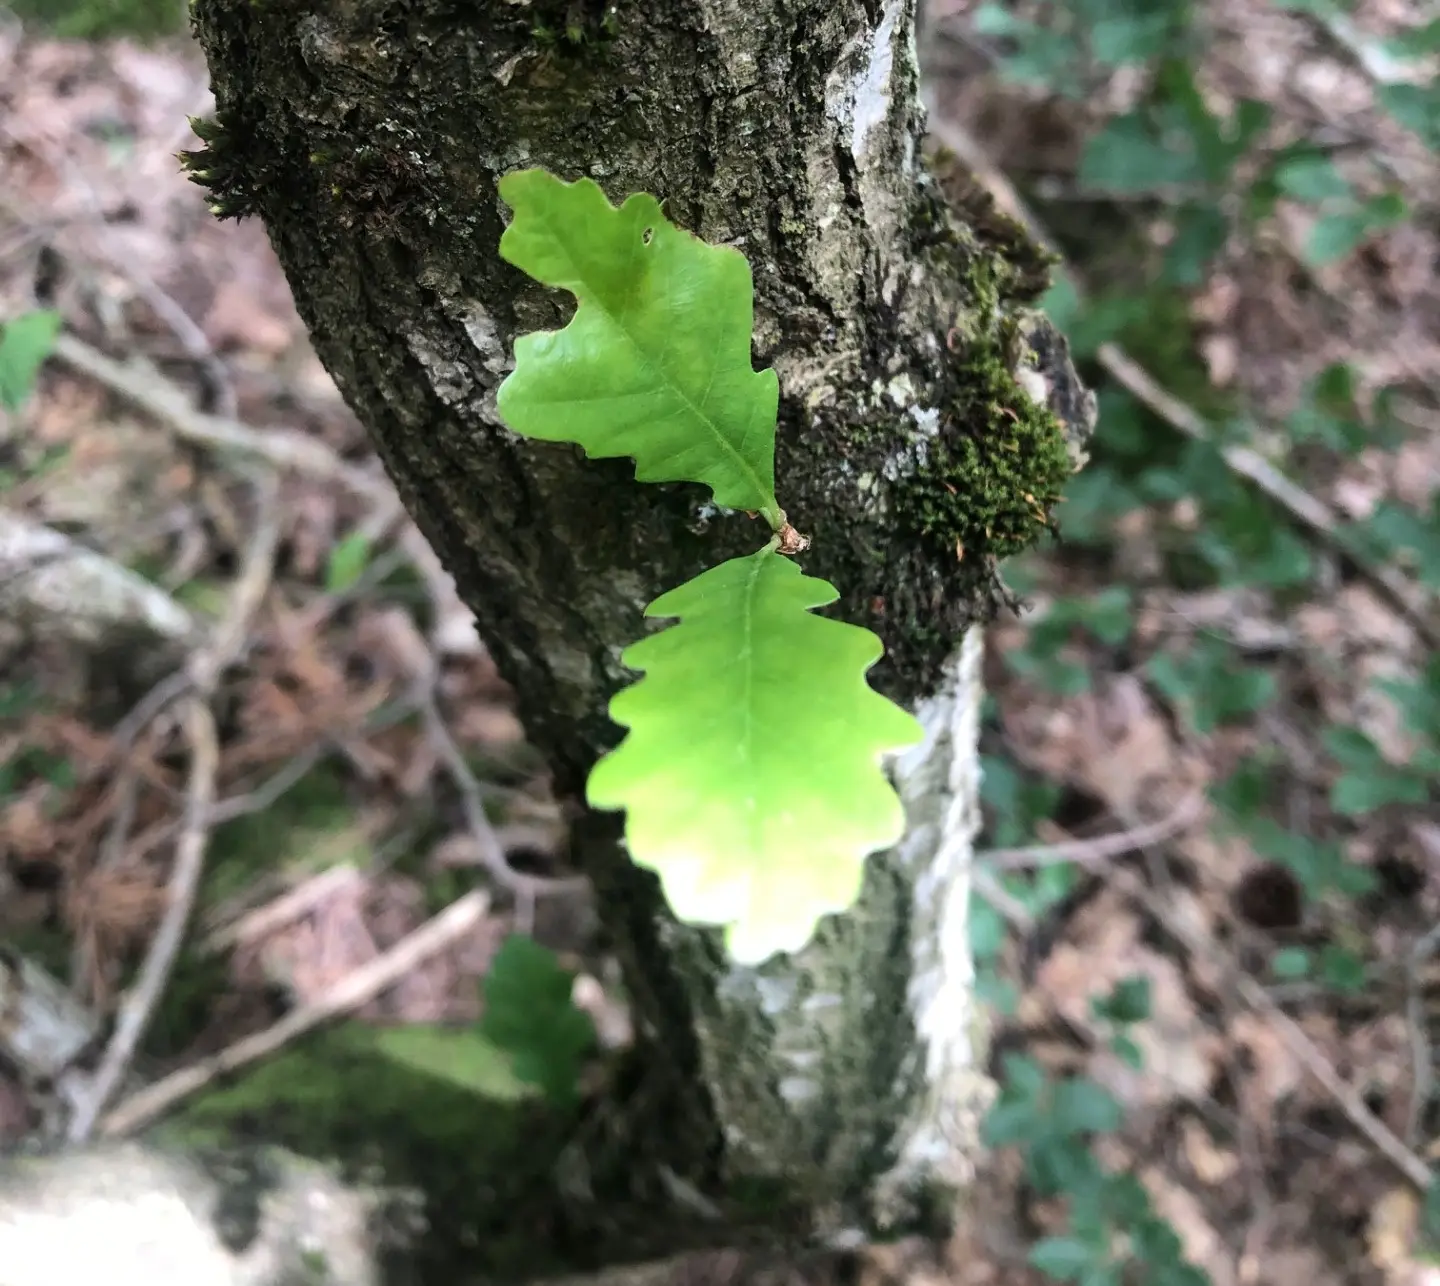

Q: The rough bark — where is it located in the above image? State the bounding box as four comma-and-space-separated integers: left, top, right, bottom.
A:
183, 0, 1094, 1276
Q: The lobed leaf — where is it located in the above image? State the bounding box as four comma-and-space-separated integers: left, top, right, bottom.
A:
496, 169, 781, 524
587, 545, 923, 963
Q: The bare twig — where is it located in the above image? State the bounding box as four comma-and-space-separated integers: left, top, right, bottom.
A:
402, 527, 588, 905
50, 331, 399, 512
921, 115, 1440, 651
1108, 861, 1432, 1192
202, 864, 365, 954
970, 866, 1036, 932
67, 698, 220, 1143
68, 472, 283, 1143
978, 791, 1206, 872
98, 890, 491, 1137
1405, 923, 1440, 1147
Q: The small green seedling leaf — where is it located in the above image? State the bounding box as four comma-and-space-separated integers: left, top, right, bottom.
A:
497, 168, 781, 524
587, 544, 923, 963
479, 934, 595, 1105
324, 531, 371, 593
372, 1024, 529, 1101
0, 309, 61, 411
1270, 946, 1311, 980
1091, 976, 1151, 1025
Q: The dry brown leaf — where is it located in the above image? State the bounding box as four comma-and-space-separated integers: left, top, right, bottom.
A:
1142, 1166, 1236, 1286
1181, 1116, 1240, 1186
1229, 1011, 1304, 1145
1035, 891, 1217, 1109
1002, 673, 1189, 820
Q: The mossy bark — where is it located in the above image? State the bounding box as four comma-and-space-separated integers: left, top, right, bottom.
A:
188, 0, 1093, 1277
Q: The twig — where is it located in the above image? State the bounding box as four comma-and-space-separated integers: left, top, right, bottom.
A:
921, 115, 1440, 651
970, 866, 1035, 932
50, 331, 399, 512
1109, 861, 1433, 1192
67, 698, 220, 1143
202, 864, 364, 954
67, 472, 283, 1143
111, 670, 195, 750
978, 791, 1206, 872
119, 269, 237, 421
402, 526, 588, 905
1405, 923, 1440, 1147
98, 890, 491, 1137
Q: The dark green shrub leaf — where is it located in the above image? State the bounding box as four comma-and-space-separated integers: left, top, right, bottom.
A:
1091, 976, 1152, 1025
1162, 201, 1229, 284
479, 935, 595, 1105
1049, 1077, 1123, 1136
1030, 1235, 1097, 1281
1319, 944, 1367, 992
1273, 153, 1352, 203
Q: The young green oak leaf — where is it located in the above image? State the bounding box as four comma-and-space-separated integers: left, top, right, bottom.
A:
496, 168, 782, 526
587, 545, 924, 963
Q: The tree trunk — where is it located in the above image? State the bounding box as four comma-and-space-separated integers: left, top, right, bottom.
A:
185, 0, 1093, 1276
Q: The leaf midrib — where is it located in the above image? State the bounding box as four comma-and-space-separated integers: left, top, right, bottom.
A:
541, 206, 774, 511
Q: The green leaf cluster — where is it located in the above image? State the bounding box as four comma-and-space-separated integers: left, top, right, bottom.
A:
984, 1054, 1207, 1285
496, 169, 923, 961
967, 4, 1440, 1275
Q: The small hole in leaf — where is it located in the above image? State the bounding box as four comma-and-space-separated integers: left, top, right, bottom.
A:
642, 227, 654, 245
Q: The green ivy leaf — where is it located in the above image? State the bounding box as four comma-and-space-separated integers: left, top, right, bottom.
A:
478, 934, 595, 1105
1090, 12, 1177, 65
1146, 638, 1277, 733
496, 169, 781, 524
1332, 765, 1429, 815
1248, 818, 1376, 898
587, 545, 923, 963
1079, 112, 1206, 193
1363, 499, 1440, 588
1110, 1033, 1144, 1069
1384, 19, 1440, 60
0, 309, 61, 411
1048, 1076, 1123, 1136
1285, 361, 1368, 454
